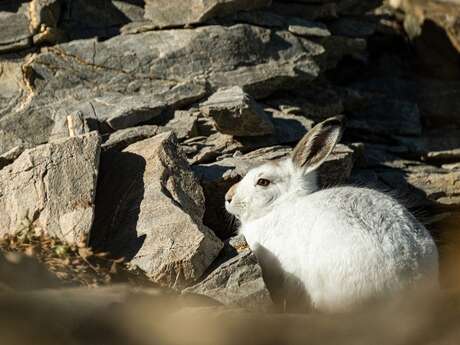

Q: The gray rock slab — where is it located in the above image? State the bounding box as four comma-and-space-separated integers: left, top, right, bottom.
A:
90, 132, 223, 289
0, 132, 101, 243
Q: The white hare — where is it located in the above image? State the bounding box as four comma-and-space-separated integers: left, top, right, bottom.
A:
225, 116, 439, 312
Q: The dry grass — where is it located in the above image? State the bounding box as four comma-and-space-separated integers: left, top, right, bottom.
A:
0, 228, 154, 288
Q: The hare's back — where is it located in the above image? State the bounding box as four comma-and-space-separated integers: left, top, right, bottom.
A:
307, 186, 433, 244
296, 186, 438, 310
303, 186, 438, 273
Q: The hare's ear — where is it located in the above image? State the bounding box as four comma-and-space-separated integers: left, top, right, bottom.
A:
291, 116, 344, 173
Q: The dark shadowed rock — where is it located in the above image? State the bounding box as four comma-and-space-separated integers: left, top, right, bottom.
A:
269, 2, 337, 21
91, 132, 223, 289
348, 97, 422, 137
391, 0, 460, 52
395, 129, 460, 163
144, 0, 272, 27
200, 86, 274, 136
0, 132, 100, 243
58, 0, 144, 41
328, 17, 377, 37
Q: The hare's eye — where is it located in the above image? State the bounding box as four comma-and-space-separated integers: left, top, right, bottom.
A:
256, 178, 270, 187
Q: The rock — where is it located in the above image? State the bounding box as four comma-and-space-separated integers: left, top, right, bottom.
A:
318, 144, 355, 187
1, 24, 326, 154
101, 125, 163, 152
426, 150, 460, 163
269, 2, 338, 21
353, 78, 460, 128
348, 97, 422, 137
184, 249, 273, 311
442, 162, 460, 171
164, 111, 200, 140
328, 17, 377, 37
417, 80, 460, 126
0, 132, 100, 243
336, 0, 382, 15
66, 112, 90, 137
90, 132, 223, 289
29, 0, 63, 45
395, 129, 460, 163
288, 21, 331, 37
266, 108, 314, 144
144, 0, 271, 27
0, 145, 24, 169
0, 0, 63, 52
317, 35, 367, 69
29, 0, 62, 31
58, 82, 207, 131
391, 0, 460, 52
200, 86, 274, 136
0, 2, 32, 53
182, 133, 247, 165
266, 86, 344, 120
406, 168, 460, 207
182, 106, 316, 165
59, 0, 144, 41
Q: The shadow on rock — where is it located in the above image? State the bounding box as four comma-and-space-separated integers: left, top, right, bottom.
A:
90, 149, 146, 261
60, 0, 145, 41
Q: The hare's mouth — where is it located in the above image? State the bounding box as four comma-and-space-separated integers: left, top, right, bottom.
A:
225, 200, 242, 219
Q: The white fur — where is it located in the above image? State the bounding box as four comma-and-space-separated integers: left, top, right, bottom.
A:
225, 158, 439, 312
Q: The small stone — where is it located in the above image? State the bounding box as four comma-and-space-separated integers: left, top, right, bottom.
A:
200, 86, 274, 137
288, 22, 331, 37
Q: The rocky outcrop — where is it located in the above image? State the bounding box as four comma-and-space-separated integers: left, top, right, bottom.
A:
91, 132, 223, 289
0, 19, 364, 154
0, 132, 100, 243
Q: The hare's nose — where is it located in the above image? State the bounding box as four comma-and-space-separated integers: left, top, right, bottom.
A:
225, 194, 232, 203
225, 183, 239, 203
